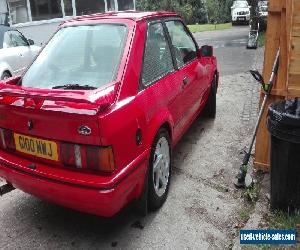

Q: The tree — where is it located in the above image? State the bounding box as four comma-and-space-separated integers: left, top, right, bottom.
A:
206, 0, 234, 24
136, 0, 207, 24
247, 0, 259, 30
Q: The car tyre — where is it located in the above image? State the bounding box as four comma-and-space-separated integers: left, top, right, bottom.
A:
148, 128, 171, 210
1, 71, 11, 80
203, 75, 217, 118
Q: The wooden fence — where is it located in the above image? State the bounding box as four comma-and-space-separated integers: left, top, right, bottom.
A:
254, 0, 300, 170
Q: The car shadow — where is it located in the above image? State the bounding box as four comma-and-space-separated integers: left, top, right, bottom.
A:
172, 114, 215, 172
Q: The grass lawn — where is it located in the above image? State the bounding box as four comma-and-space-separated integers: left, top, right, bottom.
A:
187, 23, 232, 33
267, 210, 300, 230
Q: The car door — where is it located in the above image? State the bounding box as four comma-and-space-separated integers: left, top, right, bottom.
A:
8, 30, 33, 74
164, 20, 207, 133
138, 21, 185, 138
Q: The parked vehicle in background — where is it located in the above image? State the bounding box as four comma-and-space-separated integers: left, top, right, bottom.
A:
0, 12, 218, 217
231, 0, 250, 25
0, 26, 40, 80
258, 1, 268, 29
258, 1, 269, 20
259, 3, 268, 18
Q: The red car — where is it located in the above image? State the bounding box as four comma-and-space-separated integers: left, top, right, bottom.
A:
0, 12, 218, 217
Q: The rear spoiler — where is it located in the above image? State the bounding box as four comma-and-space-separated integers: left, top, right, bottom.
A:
0, 79, 118, 109
0, 88, 94, 104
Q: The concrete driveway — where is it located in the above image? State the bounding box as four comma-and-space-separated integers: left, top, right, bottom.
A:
0, 26, 263, 249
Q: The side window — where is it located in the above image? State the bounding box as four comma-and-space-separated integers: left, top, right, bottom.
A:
3, 32, 13, 48
141, 22, 174, 87
165, 21, 197, 68
9, 31, 28, 47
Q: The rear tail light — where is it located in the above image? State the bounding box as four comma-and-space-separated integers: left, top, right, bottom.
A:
60, 143, 115, 173
0, 128, 15, 151
0, 129, 115, 173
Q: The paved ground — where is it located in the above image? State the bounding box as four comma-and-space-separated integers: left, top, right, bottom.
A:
194, 26, 259, 76
0, 26, 263, 249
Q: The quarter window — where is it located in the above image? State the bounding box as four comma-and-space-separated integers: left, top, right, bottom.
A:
141, 22, 174, 87
165, 20, 197, 68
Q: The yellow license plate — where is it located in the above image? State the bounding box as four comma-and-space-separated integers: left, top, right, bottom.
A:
14, 133, 58, 161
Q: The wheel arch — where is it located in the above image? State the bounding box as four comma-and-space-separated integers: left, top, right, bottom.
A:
0, 62, 13, 79
2, 70, 12, 77
145, 109, 174, 150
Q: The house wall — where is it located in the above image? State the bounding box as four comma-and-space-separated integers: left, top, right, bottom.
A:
0, 0, 8, 25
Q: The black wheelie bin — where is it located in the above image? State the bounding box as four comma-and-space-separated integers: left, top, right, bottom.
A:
267, 98, 300, 212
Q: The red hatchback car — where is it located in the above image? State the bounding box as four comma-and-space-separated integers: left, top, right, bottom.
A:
0, 12, 218, 217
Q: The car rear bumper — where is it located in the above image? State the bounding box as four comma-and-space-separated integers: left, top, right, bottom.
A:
0, 150, 149, 217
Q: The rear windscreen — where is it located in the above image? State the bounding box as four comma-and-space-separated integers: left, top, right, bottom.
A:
21, 24, 128, 89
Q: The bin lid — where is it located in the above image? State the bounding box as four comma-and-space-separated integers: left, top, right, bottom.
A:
267, 98, 300, 143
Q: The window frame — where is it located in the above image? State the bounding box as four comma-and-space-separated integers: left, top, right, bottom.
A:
139, 19, 177, 90
139, 17, 199, 91
164, 19, 199, 70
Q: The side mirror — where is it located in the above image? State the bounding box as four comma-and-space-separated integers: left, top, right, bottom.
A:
28, 39, 34, 46
198, 45, 213, 58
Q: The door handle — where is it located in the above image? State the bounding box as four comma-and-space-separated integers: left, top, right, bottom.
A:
183, 77, 189, 85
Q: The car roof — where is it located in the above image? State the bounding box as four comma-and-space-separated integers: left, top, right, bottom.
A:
64, 11, 180, 25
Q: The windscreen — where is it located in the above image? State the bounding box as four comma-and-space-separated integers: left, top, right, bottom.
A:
234, 2, 249, 8
21, 24, 127, 89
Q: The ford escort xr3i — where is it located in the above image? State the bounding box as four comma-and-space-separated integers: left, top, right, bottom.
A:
0, 12, 218, 217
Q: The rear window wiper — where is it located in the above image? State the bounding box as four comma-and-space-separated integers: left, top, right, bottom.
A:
52, 84, 97, 90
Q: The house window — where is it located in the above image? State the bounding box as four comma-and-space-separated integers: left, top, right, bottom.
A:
118, 0, 134, 11
76, 0, 105, 16
29, 0, 63, 21
63, 0, 73, 16
8, 0, 29, 24
107, 0, 115, 11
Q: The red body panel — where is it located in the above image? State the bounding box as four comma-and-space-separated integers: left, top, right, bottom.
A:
0, 12, 218, 217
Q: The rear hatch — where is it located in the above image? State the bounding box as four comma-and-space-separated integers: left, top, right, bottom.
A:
0, 80, 117, 173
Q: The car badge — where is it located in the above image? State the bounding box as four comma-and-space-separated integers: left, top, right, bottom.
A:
78, 126, 91, 136
24, 98, 36, 109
